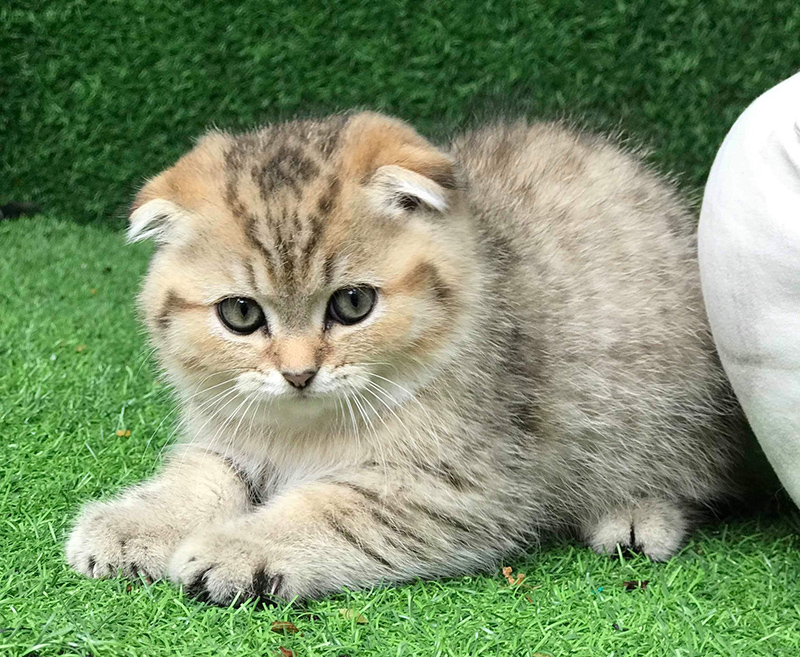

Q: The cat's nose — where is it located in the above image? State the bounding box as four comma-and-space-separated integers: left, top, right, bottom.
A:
282, 369, 318, 389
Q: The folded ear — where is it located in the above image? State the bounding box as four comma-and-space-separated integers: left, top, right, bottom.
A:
126, 197, 185, 243
342, 112, 460, 217
367, 164, 451, 215
126, 131, 230, 244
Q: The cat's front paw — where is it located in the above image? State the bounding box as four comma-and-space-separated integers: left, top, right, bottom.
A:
169, 530, 286, 606
66, 499, 181, 581
583, 498, 688, 562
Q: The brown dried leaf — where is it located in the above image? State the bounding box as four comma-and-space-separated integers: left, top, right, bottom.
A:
502, 566, 525, 586
116, 429, 131, 437
623, 580, 649, 591
278, 648, 294, 657
75, 344, 87, 353
271, 621, 299, 634
90, 289, 97, 295
339, 608, 368, 623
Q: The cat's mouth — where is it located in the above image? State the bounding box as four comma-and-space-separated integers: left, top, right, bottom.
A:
231, 369, 369, 402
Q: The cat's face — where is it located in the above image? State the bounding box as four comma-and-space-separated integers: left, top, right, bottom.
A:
131, 113, 478, 433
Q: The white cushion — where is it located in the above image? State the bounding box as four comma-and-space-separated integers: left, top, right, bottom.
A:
698, 71, 800, 507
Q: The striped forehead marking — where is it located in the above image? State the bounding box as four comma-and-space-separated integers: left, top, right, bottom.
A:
222, 117, 350, 289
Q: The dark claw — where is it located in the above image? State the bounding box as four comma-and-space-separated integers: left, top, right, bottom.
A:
185, 565, 215, 602
250, 569, 284, 607
128, 562, 154, 583
618, 544, 643, 559
184, 565, 286, 607
614, 525, 643, 559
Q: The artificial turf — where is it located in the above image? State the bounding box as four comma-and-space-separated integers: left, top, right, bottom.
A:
3, 1, 800, 655
3, 0, 800, 224
1, 218, 799, 656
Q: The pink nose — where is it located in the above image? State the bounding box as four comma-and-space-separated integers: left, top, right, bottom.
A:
282, 369, 317, 389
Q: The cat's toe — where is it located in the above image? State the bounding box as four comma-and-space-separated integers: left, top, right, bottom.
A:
66, 501, 175, 580
585, 512, 639, 557
583, 499, 688, 562
170, 532, 285, 606
66, 503, 126, 578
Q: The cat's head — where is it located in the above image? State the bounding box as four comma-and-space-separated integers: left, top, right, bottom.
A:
130, 112, 478, 433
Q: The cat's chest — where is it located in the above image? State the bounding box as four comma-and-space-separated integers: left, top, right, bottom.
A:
222, 429, 368, 500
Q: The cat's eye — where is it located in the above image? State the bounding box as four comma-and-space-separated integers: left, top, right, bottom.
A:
327, 287, 377, 325
216, 297, 266, 334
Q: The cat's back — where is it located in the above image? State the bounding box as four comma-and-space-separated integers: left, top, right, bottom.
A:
450, 120, 704, 349
450, 120, 697, 277
450, 121, 745, 503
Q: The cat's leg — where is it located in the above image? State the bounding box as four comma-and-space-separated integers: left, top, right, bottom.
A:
168, 469, 519, 604
581, 498, 689, 561
66, 446, 253, 581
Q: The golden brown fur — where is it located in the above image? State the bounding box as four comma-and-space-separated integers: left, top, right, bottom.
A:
67, 112, 748, 603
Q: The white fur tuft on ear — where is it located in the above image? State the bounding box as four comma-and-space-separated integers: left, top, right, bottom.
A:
126, 199, 185, 244
368, 165, 449, 215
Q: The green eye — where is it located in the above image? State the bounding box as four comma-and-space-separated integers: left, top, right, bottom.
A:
327, 287, 377, 325
217, 297, 266, 334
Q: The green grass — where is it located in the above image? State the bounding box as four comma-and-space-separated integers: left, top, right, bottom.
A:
2, 217, 800, 656
2, 0, 800, 224
3, 1, 800, 654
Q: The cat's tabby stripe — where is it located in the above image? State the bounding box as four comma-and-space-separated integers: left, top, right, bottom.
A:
323, 511, 395, 570
155, 290, 200, 331
333, 482, 432, 551
222, 457, 264, 506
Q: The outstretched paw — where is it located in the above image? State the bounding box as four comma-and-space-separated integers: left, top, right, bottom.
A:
170, 530, 286, 606
583, 499, 688, 562
66, 500, 181, 581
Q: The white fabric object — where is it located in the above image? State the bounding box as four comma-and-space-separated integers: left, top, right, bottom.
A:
698, 71, 800, 507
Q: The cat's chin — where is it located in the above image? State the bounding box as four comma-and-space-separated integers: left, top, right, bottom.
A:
255, 395, 337, 427
221, 385, 349, 432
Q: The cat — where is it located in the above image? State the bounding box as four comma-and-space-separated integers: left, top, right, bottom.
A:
66, 111, 749, 604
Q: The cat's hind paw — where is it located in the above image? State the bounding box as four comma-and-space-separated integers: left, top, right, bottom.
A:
583, 498, 688, 562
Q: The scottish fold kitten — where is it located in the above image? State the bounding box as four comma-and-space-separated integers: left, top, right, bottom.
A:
67, 112, 748, 603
